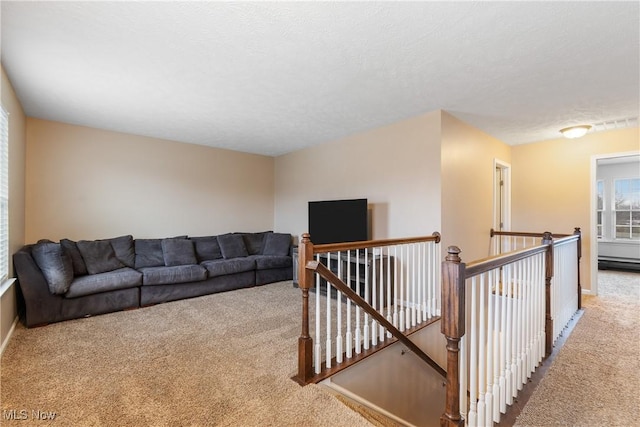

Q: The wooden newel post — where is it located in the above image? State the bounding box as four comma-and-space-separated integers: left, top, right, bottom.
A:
574, 227, 582, 310
296, 233, 314, 384
542, 232, 554, 358
440, 246, 465, 427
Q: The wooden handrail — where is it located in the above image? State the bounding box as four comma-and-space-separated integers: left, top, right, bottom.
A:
490, 228, 570, 238
307, 259, 447, 378
312, 232, 441, 254
465, 244, 550, 278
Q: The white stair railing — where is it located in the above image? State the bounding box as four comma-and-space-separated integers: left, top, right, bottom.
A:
296, 233, 441, 383
441, 229, 582, 427
462, 251, 546, 426
551, 236, 580, 345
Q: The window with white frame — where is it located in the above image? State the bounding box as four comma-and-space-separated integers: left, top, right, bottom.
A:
613, 178, 640, 240
0, 106, 8, 282
596, 180, 604, 238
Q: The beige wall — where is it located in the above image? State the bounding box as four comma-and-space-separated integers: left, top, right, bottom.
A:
511, 127, 640, 292
440, 112, 512, 262
25, 119, 275, 242
1, 65, 27, 351
274, 111, 442, 244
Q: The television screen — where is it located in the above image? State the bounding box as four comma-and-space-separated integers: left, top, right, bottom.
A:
308, 198, 368, 245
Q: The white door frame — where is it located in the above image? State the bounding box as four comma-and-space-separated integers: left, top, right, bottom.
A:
493, 159, 512, 232
590, 150, 640, 296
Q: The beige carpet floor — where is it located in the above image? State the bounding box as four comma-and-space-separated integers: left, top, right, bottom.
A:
515, 270, 640, 426
3, 271, 637, 426
1, 281, 377, 426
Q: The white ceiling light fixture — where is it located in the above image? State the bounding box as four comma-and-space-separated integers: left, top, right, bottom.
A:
559, 125, 593, 139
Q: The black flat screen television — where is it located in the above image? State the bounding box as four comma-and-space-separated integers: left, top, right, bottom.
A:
308, 198, 368, 245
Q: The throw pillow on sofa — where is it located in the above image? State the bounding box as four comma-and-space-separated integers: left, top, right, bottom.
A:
240, 231, 272, 255
105, 235, 135, 268
162, 238, 197, 266
76, 240, 125, 274
134, 236, 188, 268
190, 236, 222, 261
262, 233, 292, 256
60, 238, 88, 276
218, 233, 248, 259
32, 242, 74, 294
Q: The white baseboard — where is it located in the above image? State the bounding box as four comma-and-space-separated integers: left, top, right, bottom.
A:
1, 315, 19, 356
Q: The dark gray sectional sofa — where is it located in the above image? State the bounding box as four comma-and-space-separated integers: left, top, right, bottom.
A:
13, 231, 293, 327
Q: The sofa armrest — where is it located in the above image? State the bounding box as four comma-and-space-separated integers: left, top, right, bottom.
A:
13, 246, 64, 327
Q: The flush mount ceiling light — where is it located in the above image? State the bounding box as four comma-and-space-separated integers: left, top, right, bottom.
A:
559, 125, 592, 139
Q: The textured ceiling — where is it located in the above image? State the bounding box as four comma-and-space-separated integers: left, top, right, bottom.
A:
1, 1, 639, 156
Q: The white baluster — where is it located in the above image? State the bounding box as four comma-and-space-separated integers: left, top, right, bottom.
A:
371, 247, 378, 346
401, 244, 407, 332
505, 263, 514, 405
355, 250, 362, 354
386, 248, 392, 338
515, 261, 523, 392
491, 270, 501, 422
314, 254, 322, 374
427, 241, 432, 318
485, 271, 495, 425
468, 277, 478, 427
460, 335, 468, 425
378, 246, 385, 341
346, 251, 353, 359
411, 244, 417, 327
499, 264, 507, 414
393, 245, 399, 329
363, 249, 370, 350
336, 252, 343, 364
326, 253, 332, 369
477, 274, 486, 426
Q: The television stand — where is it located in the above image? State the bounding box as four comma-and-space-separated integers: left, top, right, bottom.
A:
292, 248, 394, 305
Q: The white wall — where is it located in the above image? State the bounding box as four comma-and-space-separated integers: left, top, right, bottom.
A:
440, 112, 512, 262
25, 119, 276, 242
274, 111, 442, 244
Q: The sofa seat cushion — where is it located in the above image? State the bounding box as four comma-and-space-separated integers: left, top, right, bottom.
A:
140, 264, 207, 286
65, 267, 142, 298
250, 255, 292, 270
200, 258, 255, 278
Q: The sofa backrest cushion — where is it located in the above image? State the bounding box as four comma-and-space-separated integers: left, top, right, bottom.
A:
162, 238, 197, 266
60, 238, 88, 276
240, 231, 272, 255
134, 239, 165, 268
134, 236, 188, 268
32, 242, 74, 295
76, 240, 125, 274
262, 233, 292, 256
190, 236, 222, 261
106, 235, 135, 268
218, 233, 249, 259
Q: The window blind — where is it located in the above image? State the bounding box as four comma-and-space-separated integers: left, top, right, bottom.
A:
0, 106, 8, 282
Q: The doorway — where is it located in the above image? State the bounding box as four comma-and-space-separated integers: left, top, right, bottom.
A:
591, 151, 640, 296
494, 159, 511, 253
